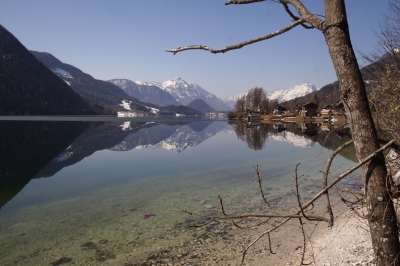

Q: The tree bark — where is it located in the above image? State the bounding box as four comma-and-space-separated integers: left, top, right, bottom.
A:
323, 0, 400, 264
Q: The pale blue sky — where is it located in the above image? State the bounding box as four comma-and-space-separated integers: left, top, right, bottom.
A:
0, 0, 389, 98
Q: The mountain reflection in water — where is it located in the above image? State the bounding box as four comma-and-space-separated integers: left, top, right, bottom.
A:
0, 120, 101, 208
0, 118, 361, 266
0, 119, 231, 208
0, 119, 357, 209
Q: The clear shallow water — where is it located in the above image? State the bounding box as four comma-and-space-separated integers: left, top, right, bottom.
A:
0, 118, 361, 265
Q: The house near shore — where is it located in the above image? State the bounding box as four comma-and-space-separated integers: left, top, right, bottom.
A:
273, 105, 288, 115
300, 102, 319, 117
321, 104, 333, 119
334, 101, 345, 113
321, 104, 333, 110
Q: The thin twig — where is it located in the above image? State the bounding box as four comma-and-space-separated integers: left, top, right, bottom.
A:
293, 163, 330, 223
254, 165, 280, 214
322, 139, 354, 226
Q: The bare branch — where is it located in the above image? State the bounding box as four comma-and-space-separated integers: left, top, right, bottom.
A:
173, 139, 395, 265
254, 165, 280, 214
283, 0, 325, 30
235, 140, 396, 264
293, 163, 330, 223
297, 217, 308, 266
322, 139, 354, 226
281, 1, 314, 29
232, 216, 272, 229
166, 19, 305, 55
225, 0, 265, 5
303, 140, 395, 212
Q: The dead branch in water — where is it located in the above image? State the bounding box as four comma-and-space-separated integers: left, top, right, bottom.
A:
172, 139, 395, 265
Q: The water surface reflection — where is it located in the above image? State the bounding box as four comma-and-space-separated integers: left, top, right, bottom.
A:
0, 118, 361, 265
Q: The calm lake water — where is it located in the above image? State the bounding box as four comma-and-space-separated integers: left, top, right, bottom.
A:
0, 117, 361, 265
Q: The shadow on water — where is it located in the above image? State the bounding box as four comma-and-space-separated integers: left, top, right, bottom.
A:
228, 120, 357, 162
0, 120, 102, 209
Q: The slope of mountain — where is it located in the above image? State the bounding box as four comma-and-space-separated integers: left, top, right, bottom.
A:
31, 51, 149, 113
186, 99, 216, 112
108, 79, 181, 106
158, 105, 203, 115
136, 77, 231, 111
0, 25, 111, 115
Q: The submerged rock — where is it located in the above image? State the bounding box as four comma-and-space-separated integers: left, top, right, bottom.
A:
50, 256, 72, 265
98, 239, 108, 244
81, 241, 97, 250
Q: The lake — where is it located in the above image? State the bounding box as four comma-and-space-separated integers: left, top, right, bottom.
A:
0, 117, 362, 265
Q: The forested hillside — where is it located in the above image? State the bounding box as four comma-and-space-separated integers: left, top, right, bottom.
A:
31, 51, 148, 112
0, 25, 112, 115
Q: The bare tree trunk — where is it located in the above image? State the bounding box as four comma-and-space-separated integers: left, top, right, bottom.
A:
323, 1, 400, 264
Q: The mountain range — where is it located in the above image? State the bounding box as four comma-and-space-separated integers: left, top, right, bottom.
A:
108, 79, 181, 106
0, 23, 324, 115
110, 77, 232, 111
29, 51, 202, 115
109, 78, 322, 111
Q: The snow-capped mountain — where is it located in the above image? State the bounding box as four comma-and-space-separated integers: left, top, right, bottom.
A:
136, 77, 231, 111
267, 84, 318, 103
223, 84, 318, 109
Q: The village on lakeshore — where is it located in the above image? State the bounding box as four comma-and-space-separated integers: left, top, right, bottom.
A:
231, 101, 346, 126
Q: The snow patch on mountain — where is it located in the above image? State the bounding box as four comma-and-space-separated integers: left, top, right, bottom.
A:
145, 105, 159, 114
120, 100, 131, 110
52, 68, 73, 79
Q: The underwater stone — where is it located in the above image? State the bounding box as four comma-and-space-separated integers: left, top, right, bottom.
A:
50, 257, 72, 265
81, 241, 97, 250
98, 239, 108, 244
